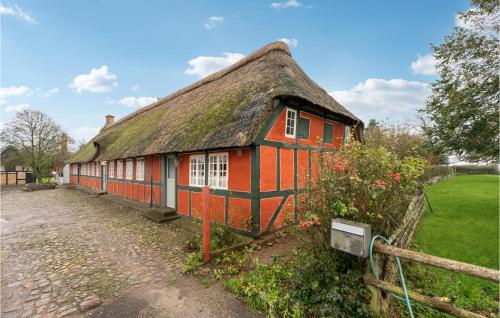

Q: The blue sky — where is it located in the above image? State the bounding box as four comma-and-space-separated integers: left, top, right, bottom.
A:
1, 0, 470, 143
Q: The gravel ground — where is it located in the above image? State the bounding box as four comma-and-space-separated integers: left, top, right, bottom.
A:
1, 186, 260, 318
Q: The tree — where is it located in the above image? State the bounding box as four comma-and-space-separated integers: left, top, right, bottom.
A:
363, 119, 448, 164
423, 0, 499, 163
1, 109, 64, 181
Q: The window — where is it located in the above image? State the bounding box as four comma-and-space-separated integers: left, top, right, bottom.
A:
136, 158, 145, 181
208, 153, 228, 189
285, 108, 297, 138
126, 159, 134, 180
95, 162, 99, 177
189, 155, 205, 187
109, 160, 115, 178
90, 162, 94, 176
83, 163, 86, 176
324, 123, 334, 144
344, 126, 351, 145
116, 160, 123, 179
298, 117, 310, 139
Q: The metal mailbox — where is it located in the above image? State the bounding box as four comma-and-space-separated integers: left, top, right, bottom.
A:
330, 218, 371, 258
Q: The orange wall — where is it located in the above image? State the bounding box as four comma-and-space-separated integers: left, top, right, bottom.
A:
280, 148, 294, 190
228, 148, 251, 192
71, 157, 162, 206
265, 106, 346, 149
264, 108, 297, 143
298, 111, 324, 146
260, 145, 277, 192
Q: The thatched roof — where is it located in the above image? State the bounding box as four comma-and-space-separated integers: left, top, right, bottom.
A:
69, 41, 361, 163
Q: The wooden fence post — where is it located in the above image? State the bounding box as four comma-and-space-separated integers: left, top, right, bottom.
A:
202, 186, 210, 263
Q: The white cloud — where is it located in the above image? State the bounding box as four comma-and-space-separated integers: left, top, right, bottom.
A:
329, 78, 431, 122
131, 84, 140, 91
70, 65, 117, 93
41, 88, 60, 97
204, 16, 224, 29
184, 52, 245, 79
0, 4, 36, 23
411, 54, 437, 76
72, 126, 100, 143
116, 96, 157, 108
0, 86, 33, 98
4, 103, 29, 113
271, 0, 302, 9
278, 38, 298, 47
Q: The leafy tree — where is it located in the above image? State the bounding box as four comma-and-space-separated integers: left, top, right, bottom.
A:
1, 109, 64, 181
364, 119, 448, 164
423, 0, 499, 163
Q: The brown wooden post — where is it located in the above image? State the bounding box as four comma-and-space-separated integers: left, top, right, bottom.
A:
202, 185, 210, 263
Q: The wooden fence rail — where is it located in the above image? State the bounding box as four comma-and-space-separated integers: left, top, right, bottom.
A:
373, 242, 499, 283
364, 275, 486, 318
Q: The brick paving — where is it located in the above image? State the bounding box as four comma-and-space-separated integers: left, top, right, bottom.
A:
1, 187, 186, 318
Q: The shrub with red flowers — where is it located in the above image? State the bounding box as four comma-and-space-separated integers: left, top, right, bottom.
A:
298, 141, 426, 247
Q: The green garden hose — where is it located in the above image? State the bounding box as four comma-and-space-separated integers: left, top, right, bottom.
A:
369, 235, 414, 318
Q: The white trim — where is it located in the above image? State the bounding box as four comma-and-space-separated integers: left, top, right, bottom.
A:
126, 159, 133, 180
344, 125, 351, 145
189, 154, 205, 187
285, 108, 297, 138
109, 160, 115, 178
208, 152, 229, 190
116, 160, 123, 179
136, 158, 145, 181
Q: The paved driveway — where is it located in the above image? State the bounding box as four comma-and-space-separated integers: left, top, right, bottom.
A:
1, 187, 259, 318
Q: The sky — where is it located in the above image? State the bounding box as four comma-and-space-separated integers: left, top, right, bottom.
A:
1, 0, 471, 143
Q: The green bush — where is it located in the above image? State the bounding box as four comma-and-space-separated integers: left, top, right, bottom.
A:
299, 141, 426, 246
226, 249, 371, 318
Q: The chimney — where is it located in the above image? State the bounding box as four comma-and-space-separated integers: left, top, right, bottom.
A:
105, 115, 114, 127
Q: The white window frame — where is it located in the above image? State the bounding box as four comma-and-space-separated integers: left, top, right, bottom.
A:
189, 154, 205, 187
126, 159, 134, 180
285, 108, 297, 138
344, 125, 351, 145
109, 160, 115, 178
95, 162, 99, 177
136, 158, 145, 181
90, 162, 94, 176
116, 160, 123, 179
208, 152, 228, 190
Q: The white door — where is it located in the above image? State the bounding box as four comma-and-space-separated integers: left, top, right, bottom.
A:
166, 156, 176, 208
101, 162, 107, 191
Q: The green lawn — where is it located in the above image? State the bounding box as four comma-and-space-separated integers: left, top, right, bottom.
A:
416, 174, 499, 268
405, 175, 499, 316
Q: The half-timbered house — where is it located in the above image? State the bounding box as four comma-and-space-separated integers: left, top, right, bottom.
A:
68, 41, 363, 237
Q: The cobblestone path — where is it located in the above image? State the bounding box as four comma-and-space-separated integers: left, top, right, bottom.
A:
1, 187, 257, 318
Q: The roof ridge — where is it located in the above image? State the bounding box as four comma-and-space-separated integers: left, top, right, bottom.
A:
104, 41, 291, 130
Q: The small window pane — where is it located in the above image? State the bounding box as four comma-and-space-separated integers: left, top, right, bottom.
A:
167, 158, 175, 179
324, 124, 334, 144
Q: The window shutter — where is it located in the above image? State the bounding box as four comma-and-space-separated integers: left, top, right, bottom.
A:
298, 117, 310, 139
324, 124, 334, 143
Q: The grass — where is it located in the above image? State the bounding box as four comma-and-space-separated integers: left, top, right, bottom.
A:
404, 175, 499, 316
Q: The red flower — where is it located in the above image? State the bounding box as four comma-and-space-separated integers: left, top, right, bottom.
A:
373, 180, 386, 188
334, 159, 349, 172
313, 219, 320, 225
391, 172, 401, 182
300, 221, 311, 228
